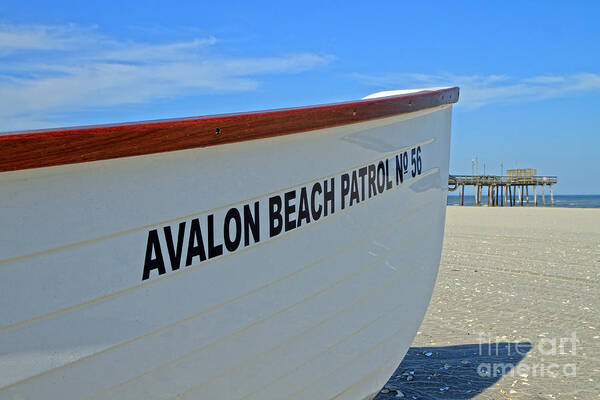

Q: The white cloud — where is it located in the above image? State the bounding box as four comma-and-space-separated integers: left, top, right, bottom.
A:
521, 76, 566, 84
100, 37, 219, 62
355, 72, 600, 109
0, 24, 97, 54
0, 24, 333, 130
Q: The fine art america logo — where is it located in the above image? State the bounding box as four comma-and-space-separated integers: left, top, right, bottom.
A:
476, 332, 577, 378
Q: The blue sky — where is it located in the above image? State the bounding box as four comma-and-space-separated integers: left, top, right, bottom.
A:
1, 1, 599, 193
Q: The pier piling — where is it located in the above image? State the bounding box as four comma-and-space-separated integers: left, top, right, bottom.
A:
542, 184, 546, 206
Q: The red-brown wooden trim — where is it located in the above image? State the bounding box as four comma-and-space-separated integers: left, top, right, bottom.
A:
0, 87, 458, 172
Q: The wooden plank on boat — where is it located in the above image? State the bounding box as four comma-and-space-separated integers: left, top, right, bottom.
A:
0, 87, 458, 172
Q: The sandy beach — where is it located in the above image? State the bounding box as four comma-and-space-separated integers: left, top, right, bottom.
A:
376, 206, 600, 400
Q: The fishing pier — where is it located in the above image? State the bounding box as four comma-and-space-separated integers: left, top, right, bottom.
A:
448, 169, 557, 207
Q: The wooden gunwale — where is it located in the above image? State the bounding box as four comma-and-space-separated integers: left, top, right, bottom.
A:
0, 87, 458, 172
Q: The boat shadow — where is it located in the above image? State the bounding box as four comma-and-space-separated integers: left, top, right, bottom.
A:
374, 342, 532, 399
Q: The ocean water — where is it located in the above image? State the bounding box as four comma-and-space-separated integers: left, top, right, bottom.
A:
447, 194, 600, 208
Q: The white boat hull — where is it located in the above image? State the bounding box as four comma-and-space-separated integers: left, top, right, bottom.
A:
0, 103, 453, 399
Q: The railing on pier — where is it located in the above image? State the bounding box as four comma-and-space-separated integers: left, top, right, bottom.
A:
448, 175, 557, 207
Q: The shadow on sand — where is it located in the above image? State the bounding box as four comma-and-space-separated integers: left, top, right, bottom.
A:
374, 342, 532, 399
